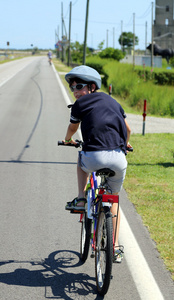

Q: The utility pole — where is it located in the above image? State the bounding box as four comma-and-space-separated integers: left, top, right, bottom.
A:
61, 2, 64, 62
113, 27, 115, 48
68, 1, 72, 66
151, 1, 154, 68
121, 20, 123, 51
133, 13, 135, 68
55, 26, 60, 58
58, 25, 60, 58
83, 0, 90, 65
145, 21, 147, 54
106, 30, 109, 48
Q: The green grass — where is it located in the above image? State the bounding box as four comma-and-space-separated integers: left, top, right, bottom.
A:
103, 60, 174, 117
53, 59, 72, 73
0, 55, 31, 64
124, 133, 174, 280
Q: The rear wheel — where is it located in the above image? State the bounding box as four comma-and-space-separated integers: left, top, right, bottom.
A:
80, 212, 92, 262
95, 206, 113, 296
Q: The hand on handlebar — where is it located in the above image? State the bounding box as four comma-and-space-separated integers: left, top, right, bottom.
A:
126, 142, 133, 152
58, 139, 82, 148
63, 138, 77, 146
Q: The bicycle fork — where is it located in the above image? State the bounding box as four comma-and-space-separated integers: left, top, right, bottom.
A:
90, 193, 120, 258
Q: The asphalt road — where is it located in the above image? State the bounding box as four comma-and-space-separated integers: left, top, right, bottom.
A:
0, 57, 173, 300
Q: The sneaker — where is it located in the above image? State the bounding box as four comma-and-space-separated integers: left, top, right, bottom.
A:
65, 197, 86, 212
113, 247, 124, 263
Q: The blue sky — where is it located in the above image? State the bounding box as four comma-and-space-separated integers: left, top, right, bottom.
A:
0, 0, 154, 50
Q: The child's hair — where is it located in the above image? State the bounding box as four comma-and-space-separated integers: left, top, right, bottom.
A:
69, 77, 87, 85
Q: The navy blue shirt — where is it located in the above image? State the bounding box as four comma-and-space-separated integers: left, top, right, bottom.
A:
70, 92, 127, 153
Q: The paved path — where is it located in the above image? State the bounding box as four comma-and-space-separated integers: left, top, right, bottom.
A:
0, 57, 40, 87
126, 113, 174, 134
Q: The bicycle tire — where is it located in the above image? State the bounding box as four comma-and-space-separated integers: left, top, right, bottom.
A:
80, 212, 92, 262
95, 206, 113, 296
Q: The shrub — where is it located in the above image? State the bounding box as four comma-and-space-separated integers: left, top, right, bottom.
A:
99, 47, 125, 61
135, 66, 174, 86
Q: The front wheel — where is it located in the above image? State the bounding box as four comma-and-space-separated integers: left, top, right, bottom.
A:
95, 206, 113, 296
80, 212, 92, 262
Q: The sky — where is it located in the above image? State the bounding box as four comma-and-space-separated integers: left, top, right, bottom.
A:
0, 0, 155, 50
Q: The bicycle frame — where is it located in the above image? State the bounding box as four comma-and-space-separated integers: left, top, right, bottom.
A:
80, 171, 119, 256
57, 140, 128, 295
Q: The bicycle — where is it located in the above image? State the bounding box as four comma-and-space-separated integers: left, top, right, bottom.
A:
58, 140, 133, 296
47, 51, 52, 65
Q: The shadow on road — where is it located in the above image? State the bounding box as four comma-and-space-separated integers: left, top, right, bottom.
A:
0, 250, 103, 299
0, 160, 77, 165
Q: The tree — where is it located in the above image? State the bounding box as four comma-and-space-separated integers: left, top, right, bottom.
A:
118, 32, 139, 51
70, 41, 90, 63
98, 40, 105, 51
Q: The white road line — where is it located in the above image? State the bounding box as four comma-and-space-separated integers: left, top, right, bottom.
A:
52, 64, 82, 138
119, 208, 164, 300
52, 64, 71, 107
53, 64, 164, 300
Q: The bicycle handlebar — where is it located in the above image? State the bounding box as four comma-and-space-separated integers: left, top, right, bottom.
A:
58, 140, 82, 148
127, 146, 133, 152
58, 140, 133, 151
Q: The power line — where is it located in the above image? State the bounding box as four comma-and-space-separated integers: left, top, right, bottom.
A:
72, 0, 79, 5
136, 4, 151, 19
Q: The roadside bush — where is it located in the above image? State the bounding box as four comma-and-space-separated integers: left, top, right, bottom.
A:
135, 66, 174, 85
169, 56, 174, 67
99, 47, 125, 61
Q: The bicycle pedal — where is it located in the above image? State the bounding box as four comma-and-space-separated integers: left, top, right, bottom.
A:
70, 209, 83, 214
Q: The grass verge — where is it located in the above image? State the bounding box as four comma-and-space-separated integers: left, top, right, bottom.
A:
124, 133, 174, 280
0, 56, 28, 64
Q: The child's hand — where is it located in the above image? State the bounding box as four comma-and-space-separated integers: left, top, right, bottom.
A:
126, 143, 133, 152
63, 138, 77, 145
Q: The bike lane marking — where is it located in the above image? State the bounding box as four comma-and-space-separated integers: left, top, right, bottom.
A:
53, 64, 164, 300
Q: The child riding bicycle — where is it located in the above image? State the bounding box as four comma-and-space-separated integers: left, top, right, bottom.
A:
63, 65, 131, 262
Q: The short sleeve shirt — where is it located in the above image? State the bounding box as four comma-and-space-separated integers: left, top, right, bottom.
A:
70, 92, 127, 153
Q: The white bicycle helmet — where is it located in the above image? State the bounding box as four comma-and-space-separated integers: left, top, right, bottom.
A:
65, 65, 101, 90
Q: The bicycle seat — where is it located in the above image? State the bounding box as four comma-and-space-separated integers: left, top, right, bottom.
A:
96, 168, 115, 177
